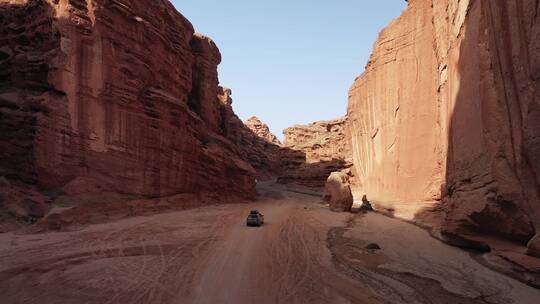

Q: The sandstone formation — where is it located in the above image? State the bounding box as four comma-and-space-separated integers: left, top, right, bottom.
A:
0, 0, 257, 218
218, 89, 283, 179
347, 0, 540, 250
277, 150, 338, 188
284, 117, 350, 163
234, 114, 355, 186
244, 116, 281, 145
278, 117, 353, 187
324, 171, 353, 212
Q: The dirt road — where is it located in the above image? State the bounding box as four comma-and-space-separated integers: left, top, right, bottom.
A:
1, 182, 539, 304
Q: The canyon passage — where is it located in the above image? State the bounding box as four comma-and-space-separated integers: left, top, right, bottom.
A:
1, 0, 540, 303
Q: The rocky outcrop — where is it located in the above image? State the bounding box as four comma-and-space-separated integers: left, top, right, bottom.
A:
284, 117, 351, 163
324, 171, 353, 212
0, 0, 256, 209
218, 89, 283, 179
278, 156, 352, 188
279, 117, 353, 188
347, 0, 540, 247
245, 116, 281, 145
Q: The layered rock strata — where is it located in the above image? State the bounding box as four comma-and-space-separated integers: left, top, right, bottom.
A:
217, 89, 283, 179
244, 116, 281, 145
0, 0, 256, 217
347, 0, 540, 249
283, 118, 351, 163
279, 117, 353, 187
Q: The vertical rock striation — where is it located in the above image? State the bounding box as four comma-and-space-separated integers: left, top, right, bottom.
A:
347, 0, 540, 246
0, 0, 256, 206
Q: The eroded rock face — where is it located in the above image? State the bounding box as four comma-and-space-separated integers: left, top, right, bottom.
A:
324, 171, 353, 212
279, 117, 353, 188
245, 116, 281, 145
0, 0, 255, 202
284, 117, 351, 164
218, 89, 283, 179
347, 0, 540, 244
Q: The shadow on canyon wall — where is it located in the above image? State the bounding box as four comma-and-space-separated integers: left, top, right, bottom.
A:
0, 0, 261, 231
412, 0, 540, 248
0, 0, 56, 186
1, 0, 261, 205
276, 148, 350, 189
231, 119, 349, 190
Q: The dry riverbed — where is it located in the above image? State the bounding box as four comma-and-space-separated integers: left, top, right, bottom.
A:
0, 182, 539, 304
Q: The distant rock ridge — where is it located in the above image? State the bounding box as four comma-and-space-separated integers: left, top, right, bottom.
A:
284, 117, 351, 164
217, 89, 283, 179
236, 114, 354, 187
278, 117, 354, 188
244, 116, 281, 145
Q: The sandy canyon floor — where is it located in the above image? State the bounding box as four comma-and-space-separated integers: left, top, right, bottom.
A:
1, 182, 539, 304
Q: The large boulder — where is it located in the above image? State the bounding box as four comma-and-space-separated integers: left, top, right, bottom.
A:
528, 235, 540, 258
325, 172, 353, 212
244, 116, 281, 145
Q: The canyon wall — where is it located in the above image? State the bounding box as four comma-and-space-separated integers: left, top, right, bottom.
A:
283, 118, 351, 164
0, 0, 256, 207
279, 118, 353, 188
244, 116, 281, 146
219, 93, 283, 179
348, 0, 540, 245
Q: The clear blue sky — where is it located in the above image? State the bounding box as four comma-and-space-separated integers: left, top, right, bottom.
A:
172, 0, 407, 139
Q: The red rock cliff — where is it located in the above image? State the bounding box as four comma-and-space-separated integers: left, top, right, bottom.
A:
244, 116, 281, 146
284, 117, 351, 164
347, 0, 540, 245
278, 117, 353, 188
218, 89, 282, 179
0, 0, 255, 201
